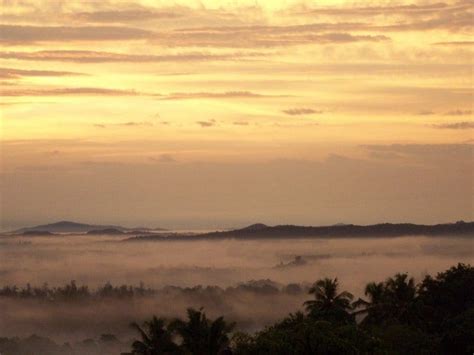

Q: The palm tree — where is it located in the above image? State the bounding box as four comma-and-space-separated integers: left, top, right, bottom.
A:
353, 282, 387, 325
384, 273, 417, 323
127, 316, 180, 355
208, 316, 235, 355
304, 278, 354, 323
385, 273, 416, 305
170, 308, 235, 355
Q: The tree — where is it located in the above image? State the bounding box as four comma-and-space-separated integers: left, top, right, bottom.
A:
353, 282, 387, 326
304, 278, 354, 324
127, 316, 180, 355
384, 273, 417, 323
170, 308, 235, 355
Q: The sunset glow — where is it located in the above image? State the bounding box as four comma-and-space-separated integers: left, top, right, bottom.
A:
1, 0, 472, 229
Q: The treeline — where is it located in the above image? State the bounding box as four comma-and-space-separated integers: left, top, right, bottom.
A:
1, 264, 472, 354
0, 280, 306, 301
125, 263, 474, 354
0, 334, 127, 355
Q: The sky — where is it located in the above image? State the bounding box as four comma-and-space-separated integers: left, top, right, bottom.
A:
0, 0, 473, 230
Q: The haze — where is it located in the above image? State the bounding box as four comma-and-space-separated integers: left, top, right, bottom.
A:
1, 234, 473, 341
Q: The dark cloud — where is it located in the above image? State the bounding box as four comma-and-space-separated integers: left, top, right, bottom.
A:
1, 87, 140, 97
444, 109, 472, 116
0, 50, 264, 63
282, 108, 323, 116
432, 122, 474, 129
0, 24, 153, 44
0, 67, 84, 79
196, 120, 216, 128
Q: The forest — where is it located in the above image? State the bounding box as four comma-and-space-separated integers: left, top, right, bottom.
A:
0, 263, 472, 354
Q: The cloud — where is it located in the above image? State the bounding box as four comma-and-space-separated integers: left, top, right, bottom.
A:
196, 120, 216, 128
150, 30, 389, 48
432, 41, 474, 46
361, 144, 473, 165
160, 91, 281, 100
1, 87, 140, 97
282, 108, 323, 116
444, 109, 472, 116
0, 50, 265, 63
416, 110, 435, 116
295, 2, 451, 16
0, 23, 389, 48
294, 1, 473, 32
46, 150, 61, 156
94, 121, 154, 128
0, 24, 153, 44
74, 9, 181, 23
0, 67, 84, 79
233, 121, 249, 126
432, 122, 474, 129
149, 154, 177, 163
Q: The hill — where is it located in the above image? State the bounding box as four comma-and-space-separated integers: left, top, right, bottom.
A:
126, 221, 474, 241
11, 221, 166, 234
86, 228, 125, 235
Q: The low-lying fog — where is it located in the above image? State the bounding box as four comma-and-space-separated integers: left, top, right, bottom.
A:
1, 234, 473, 342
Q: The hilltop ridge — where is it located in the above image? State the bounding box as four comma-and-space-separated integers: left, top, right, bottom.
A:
126, 221, 474, 241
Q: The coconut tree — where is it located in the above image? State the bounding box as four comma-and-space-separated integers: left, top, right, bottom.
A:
127, 316, 180, 355
170, 308, 234, 355
353, 282, 387, 326
304, 278, 354, 323
384, 273, 417, 323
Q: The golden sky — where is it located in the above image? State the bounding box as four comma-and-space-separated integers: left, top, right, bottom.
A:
0, 0, 473, 229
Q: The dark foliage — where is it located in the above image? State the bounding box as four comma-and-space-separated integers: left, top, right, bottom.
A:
125, 308, 235, 355
233, 263, 474, 354
0, 280, 306, 302
1, 264, 472, 355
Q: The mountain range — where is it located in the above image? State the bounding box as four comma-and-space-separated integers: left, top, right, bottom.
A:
9, 221, 166, 234
126, 221, 474, 241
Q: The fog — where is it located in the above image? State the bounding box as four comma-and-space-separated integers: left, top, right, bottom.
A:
1, 234, 473, 344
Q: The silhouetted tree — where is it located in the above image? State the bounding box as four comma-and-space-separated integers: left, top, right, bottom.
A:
304, 278, 354, 324
170, 308, 234, 355
353, 282, 386, 326
127, 316, 180, 355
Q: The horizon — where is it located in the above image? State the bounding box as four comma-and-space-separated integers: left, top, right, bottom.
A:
4, 217, 474, 233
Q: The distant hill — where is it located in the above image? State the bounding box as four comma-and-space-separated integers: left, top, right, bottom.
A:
126, 221, 474, 242
239, 223, 268, 231
21, 230, 56, 236
86, 228, 125, 235
11, 221, 166, 234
